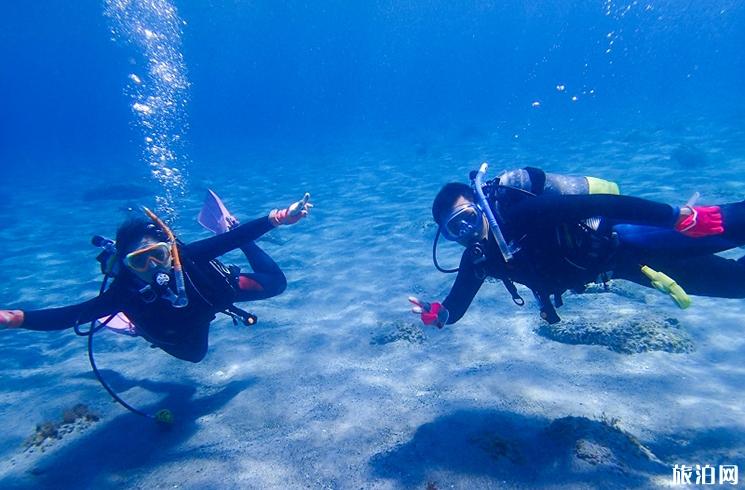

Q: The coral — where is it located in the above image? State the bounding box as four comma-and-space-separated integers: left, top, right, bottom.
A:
371, 321, 426, 345
23, 404, 100, 453
537, 315, 694, 354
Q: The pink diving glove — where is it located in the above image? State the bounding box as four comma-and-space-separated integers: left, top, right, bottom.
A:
269, 193, 313, 226
675, 205, 724, 238
0, 310, 24, 329
408, 296, 449, 328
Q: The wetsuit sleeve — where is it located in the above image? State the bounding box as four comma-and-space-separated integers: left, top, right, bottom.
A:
186, 216, 275, 262
442, 251, 486, 324
720, 200, 745, 243
22, 287, 121, 331
504, 194, 678, 235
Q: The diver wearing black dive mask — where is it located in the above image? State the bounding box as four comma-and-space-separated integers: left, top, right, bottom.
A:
413, 164, 745, 326
432, 198, 491, 277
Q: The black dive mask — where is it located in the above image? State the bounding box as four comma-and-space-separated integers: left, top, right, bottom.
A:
440, 203, 485, 245
433, 202, 488, 274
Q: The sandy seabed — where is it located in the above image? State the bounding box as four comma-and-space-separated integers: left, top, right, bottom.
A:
1, 120, 744, 489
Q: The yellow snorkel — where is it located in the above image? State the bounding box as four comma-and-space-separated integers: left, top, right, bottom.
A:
143, 207, 189, 308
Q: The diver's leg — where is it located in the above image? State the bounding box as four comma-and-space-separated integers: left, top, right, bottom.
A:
234, 241, 287, 301
610, 201, 745, 258
614, 253, 745, 298
613, 224, 740, 258
720, 200, 745, 243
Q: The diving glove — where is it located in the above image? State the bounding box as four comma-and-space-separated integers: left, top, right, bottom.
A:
408, 296, 449, 328
270, 193, 313, 226
0, 310, 24, 329
675, 205, 724, 238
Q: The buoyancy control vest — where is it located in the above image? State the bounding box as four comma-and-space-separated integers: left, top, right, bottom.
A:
478, 167, 620, 323
95, 238, 256, 338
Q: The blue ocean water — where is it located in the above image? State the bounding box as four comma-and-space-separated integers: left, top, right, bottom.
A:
1, 1, 745, 488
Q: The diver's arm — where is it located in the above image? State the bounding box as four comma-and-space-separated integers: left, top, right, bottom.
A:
186, 216, 276, 261
18, 288, 121, 331
505, 194, 678, 234
188, 194, 313, 261
441, 252, 486, 324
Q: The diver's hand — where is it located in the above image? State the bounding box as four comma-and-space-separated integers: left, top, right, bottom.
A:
675, 205, 724, 238
408, 296, 449, 328
270, 193, 313, 226
0, 310, 24, 329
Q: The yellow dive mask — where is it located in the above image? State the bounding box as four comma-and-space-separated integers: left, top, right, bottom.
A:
124, 242, 172, 272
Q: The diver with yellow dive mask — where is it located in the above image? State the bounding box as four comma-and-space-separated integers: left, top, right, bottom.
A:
0, 190, 312, 420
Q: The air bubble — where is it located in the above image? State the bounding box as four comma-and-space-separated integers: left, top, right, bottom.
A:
105, 0, 195, 220
132, 102, 152, 114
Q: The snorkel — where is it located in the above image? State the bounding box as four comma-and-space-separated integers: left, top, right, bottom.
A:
472, 163, 515, 263
143, 207, 189, 308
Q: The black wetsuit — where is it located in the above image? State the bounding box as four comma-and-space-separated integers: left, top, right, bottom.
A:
443, 194, 745, 324
22, 216, 286, 362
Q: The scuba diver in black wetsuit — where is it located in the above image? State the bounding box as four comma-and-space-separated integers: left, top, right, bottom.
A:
409, 163, 745, 327
0, 190, 312, 420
